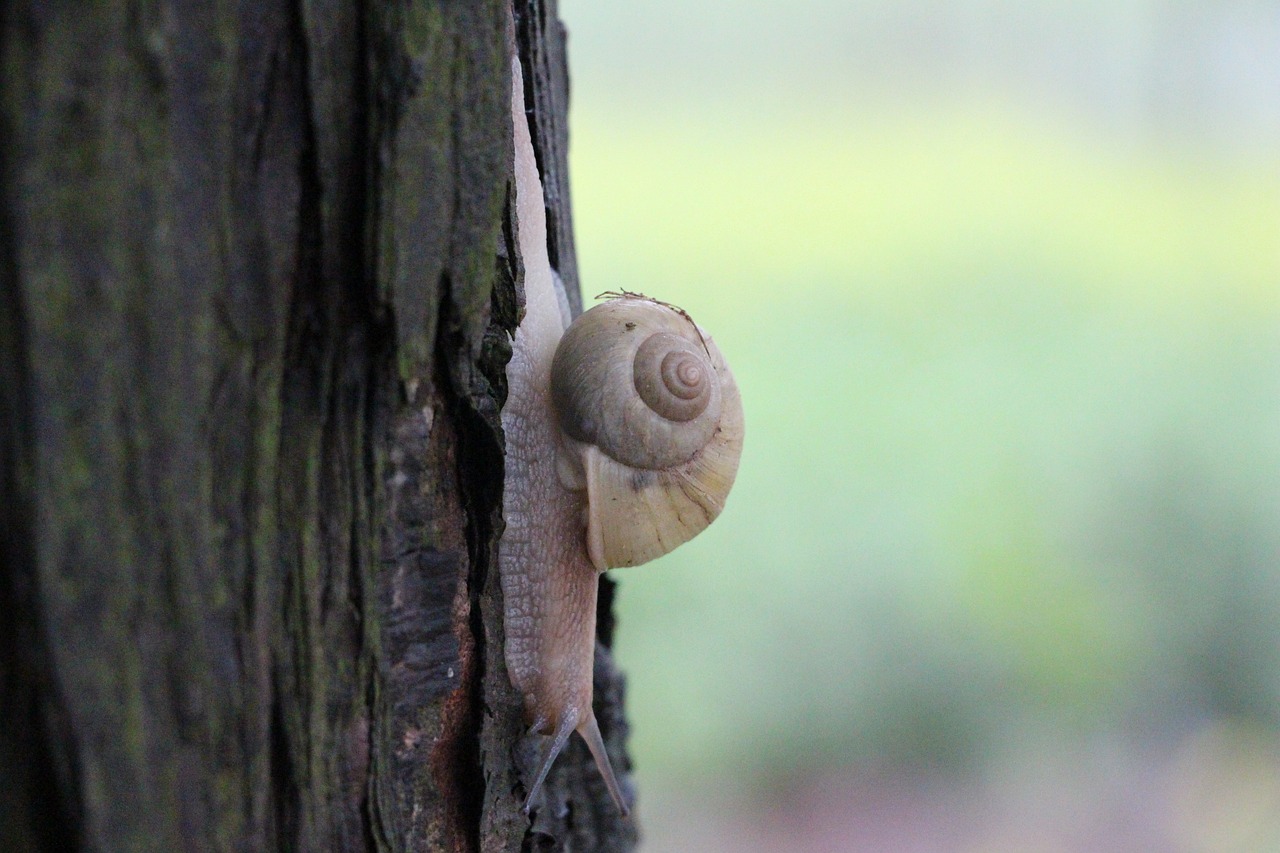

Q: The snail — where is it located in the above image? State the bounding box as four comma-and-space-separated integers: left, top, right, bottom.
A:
500, 59, 743, 816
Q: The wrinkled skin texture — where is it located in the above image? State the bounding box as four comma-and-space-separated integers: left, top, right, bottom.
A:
499, 58, 628, 816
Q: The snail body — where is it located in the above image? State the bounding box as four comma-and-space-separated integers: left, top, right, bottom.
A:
500, 58, 742, 816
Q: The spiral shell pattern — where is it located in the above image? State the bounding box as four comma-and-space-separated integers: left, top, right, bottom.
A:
635, 333, 711, 418
550, 296, 744, 569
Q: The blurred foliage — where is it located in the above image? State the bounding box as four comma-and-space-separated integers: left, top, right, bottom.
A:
559, 0, 1280, 815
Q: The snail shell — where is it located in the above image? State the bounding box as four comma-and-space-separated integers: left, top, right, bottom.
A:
550, 296, 744, 569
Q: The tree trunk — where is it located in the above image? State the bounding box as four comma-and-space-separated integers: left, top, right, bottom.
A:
0, 1, 636, 850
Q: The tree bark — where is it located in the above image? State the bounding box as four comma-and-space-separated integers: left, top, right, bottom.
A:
0, 1, 635, 850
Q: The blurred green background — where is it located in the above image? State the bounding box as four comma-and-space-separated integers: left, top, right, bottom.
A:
558, 1, 1280, 849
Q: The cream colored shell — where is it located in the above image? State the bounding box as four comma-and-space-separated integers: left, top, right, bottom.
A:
550, 296, 744, 569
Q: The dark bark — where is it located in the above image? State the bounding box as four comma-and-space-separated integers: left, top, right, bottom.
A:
0, 1, 635, 851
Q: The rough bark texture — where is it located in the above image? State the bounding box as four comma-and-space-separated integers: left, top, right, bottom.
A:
0, 0, 635, 851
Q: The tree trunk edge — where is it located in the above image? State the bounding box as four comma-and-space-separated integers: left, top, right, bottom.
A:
476, 1, 639, 849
